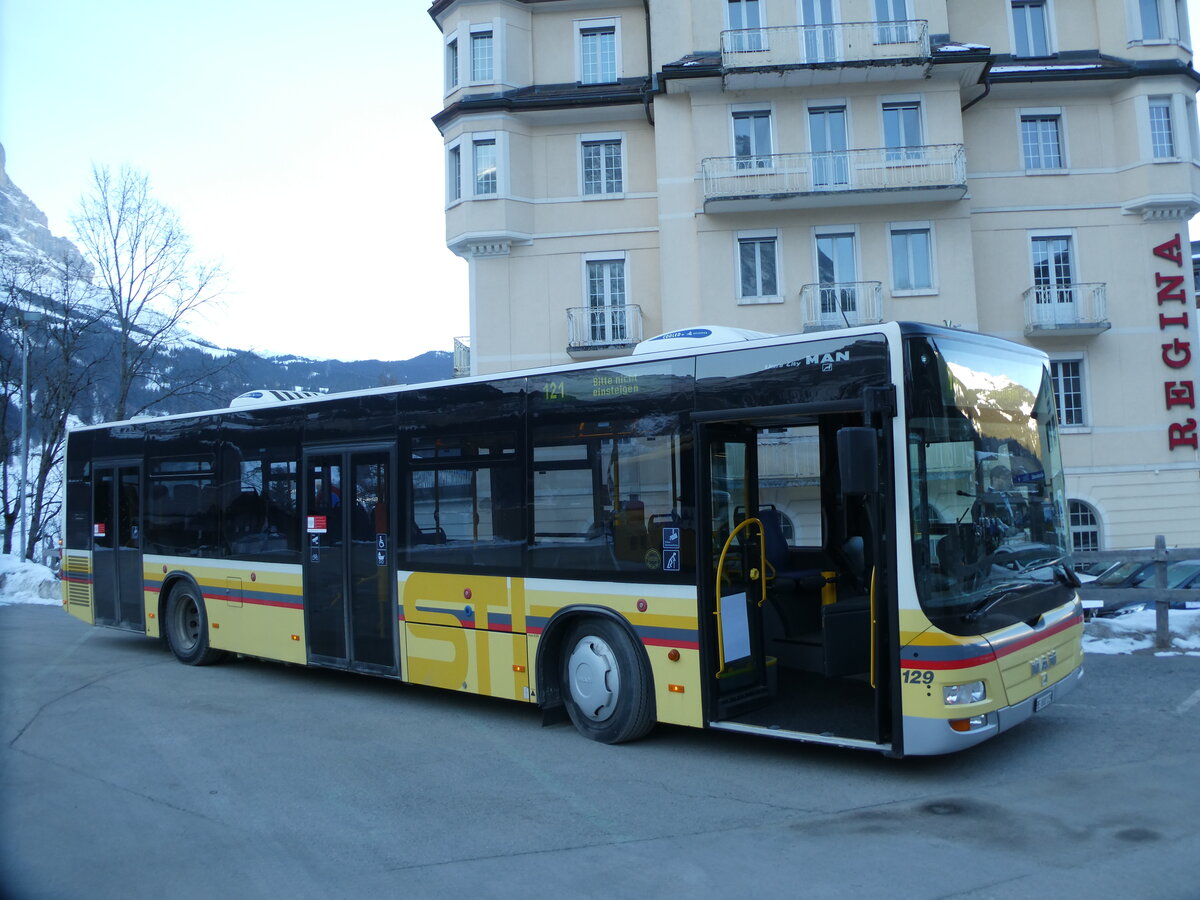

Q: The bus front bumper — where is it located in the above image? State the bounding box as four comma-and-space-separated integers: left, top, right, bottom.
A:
901, 664, 1084, 756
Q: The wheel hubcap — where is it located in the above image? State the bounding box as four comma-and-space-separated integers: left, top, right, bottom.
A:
567, 635, 619, 722
174, 596, 200, 650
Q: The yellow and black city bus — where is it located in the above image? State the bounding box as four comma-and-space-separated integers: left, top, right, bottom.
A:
61, 322, 1084, 755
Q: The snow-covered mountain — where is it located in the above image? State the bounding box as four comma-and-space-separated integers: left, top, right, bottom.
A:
0, 144, 89, 273
0, 143, 451, 420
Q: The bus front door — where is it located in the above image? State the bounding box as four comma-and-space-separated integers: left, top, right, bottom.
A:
92, 463, 144, 631
303, 447, 397, 675
702, 426, 772, 718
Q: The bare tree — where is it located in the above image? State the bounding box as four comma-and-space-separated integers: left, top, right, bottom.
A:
0, 258, 25, 554
72, 164, 225, 420
0, 248, 106, 559
24, 255, 107, 561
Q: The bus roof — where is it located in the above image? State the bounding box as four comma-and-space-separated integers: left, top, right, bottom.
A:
71, 321, 1042, 432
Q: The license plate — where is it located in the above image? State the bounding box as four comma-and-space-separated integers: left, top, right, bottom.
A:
1034, 691, 1053, 713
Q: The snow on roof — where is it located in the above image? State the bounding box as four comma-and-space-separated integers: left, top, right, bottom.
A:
990, 63, 1105, 73
937, 43, 989, 52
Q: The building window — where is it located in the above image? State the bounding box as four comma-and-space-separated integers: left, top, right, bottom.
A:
1031, 235, 1074, 304
1011, 0, 1051, 57
815, 231, 859, 317
809, 105, 849, 186
578, 20, 618, 84
738, 233, 779, 300
1021, 114, 1063, 169
470, 29, 494, 82
581, 137, 623, 195
890, 226, 933, 292
1068, 500, 1100, 552
1140, 0, 1164, 38
1049, 358, 1085, 426
447, 144, 461, 203
586, 258, 628, 343
882, 100, 922, 160
1136, 0, 1189, 43
1149, 97, 1175, 158
875, 0, 913, 43
445, 37, 459, 92
727, 0, 765, 51
733, 109, 773, 168
473, 139, 497, 195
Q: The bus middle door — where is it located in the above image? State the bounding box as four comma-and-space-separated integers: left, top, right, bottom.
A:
303, 446, 397, 675
92, 462, 145, 631
701, 425, 771, 718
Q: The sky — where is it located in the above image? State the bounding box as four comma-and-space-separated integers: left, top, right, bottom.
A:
2, 4, 1199, 363
0, 0, 468, 362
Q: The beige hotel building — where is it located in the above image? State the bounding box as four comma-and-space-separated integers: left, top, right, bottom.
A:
428, 0, 1200, 552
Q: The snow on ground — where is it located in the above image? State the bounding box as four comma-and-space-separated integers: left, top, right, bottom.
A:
2, 552, 1198, 656
1083, 608, 1200, 657
0, 554, 61, 606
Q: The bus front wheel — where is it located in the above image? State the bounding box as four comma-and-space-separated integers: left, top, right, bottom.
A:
561, 618, 655, 744
165, 583, 224, 666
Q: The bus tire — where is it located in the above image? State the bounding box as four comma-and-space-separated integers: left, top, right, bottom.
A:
561, 618, 655, 744
165, 582, 224, 666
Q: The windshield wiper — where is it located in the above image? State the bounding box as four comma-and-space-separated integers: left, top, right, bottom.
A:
1016, 555, 1082, 588
962, 581, 1038, 622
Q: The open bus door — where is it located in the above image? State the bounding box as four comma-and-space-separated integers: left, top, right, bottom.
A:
700, 425, 775, 719
700, 413, 893, 750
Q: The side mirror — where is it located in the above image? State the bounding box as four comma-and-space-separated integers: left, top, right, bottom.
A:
837, 427, 879, 496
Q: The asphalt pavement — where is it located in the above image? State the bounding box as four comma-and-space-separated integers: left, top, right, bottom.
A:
3, 605, 1199, 899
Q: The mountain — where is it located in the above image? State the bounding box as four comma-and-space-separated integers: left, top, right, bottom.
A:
0, 145, 89, 273
0, 144, 452, 422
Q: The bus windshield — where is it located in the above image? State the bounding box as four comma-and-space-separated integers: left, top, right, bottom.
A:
906, 334, 1074, 636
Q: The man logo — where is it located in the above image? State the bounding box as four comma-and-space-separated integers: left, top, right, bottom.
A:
805, 350, 850, 373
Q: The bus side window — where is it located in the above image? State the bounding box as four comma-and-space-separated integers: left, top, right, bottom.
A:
530, 419, 693, 578
406, 433, 521, 570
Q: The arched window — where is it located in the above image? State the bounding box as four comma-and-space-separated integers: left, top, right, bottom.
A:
1068, 500, 1100, 552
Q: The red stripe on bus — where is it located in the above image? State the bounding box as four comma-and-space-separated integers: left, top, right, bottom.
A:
201, 592, 302, 610
901, 614, 1083, 670
643, 637, 701, 650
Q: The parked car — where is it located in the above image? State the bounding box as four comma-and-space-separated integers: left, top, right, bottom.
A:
1083, 558, 1200, 617
1074, 559, 1123, 579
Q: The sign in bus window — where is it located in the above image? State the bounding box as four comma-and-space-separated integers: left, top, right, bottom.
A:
530, 420, 693, 578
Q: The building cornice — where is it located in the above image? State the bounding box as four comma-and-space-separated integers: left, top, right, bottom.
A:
1121, 194, 1200, 222
429, 0, 641, 24
433, 80, 646, 130
447, 230, 534, 258
987, 53, 1200, 87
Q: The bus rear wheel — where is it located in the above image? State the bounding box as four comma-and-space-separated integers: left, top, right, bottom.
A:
561, 618, 655, 744
165, 583, 224, 666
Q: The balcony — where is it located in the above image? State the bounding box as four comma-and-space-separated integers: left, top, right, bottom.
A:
453, 336, 471, 378
1023, 284, 1111, 337
799, 282, 883, 332
566, 304, 644, 359
701, 145, 966, 212
720, 20, 930, 88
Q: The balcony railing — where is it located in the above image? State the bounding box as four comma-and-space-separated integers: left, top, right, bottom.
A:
452, 336, 471, 378
701, 145, 966, 210
566, 304, 644, 354
799, 282, 883, 332
721, 20, 930, 69
1023, 283, 1110, 336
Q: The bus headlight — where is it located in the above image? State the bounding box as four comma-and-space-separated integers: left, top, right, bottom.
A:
943, 681, 986, 706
